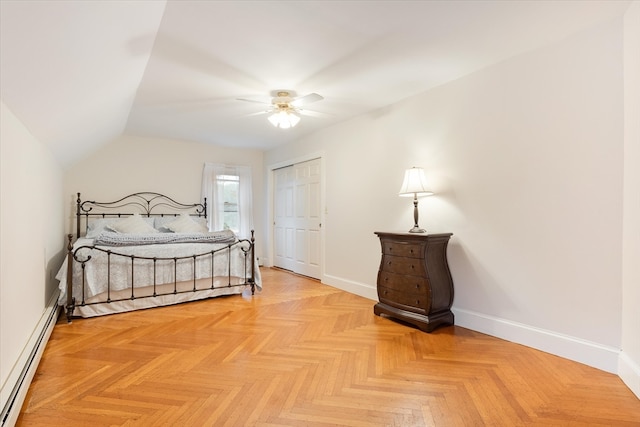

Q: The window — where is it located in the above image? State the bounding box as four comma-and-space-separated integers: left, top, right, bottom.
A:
201, 163, 253, 238
217, 174, 239, 233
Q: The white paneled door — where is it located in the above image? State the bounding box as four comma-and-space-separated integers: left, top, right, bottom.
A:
274, 165, 295, 272
273, 158, 321, 279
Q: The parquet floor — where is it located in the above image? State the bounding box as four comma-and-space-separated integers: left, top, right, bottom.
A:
17, 268, 640, 426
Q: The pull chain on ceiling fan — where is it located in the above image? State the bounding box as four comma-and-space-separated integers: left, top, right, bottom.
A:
237, 91, 324, 129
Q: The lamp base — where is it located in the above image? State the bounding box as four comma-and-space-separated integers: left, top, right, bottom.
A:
408, 226, 426, 233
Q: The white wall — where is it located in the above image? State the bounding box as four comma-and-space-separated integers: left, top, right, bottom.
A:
620, 1, 640, 398
0, 101, 64, 412
64, 134, 265, 259
265, 17, 626, 374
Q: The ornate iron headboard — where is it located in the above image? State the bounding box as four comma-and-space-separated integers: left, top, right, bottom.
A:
75, 192, 207, 238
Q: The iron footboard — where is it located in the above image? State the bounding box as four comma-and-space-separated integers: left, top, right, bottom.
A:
65, 230, 256, 322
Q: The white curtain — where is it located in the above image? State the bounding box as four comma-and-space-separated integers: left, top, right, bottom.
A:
201, 163, 254, 239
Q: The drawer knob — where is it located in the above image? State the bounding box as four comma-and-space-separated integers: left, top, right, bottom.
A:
416, 300, 420, 305
415, 284, 420, 289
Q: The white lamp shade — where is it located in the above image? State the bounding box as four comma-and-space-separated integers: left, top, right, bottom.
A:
399, 167, 433, 197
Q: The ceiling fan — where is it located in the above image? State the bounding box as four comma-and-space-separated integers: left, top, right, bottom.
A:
237, 90, 324, 128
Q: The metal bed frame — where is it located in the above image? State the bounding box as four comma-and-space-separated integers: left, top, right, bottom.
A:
64, 192, 256, 322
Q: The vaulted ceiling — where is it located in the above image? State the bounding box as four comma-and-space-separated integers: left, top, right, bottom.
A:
0, 0, 631, 167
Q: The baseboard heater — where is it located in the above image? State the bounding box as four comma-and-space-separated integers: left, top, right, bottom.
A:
1, 291, 60, 427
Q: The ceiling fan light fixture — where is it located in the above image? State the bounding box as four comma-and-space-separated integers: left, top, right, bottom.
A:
268, 110, 300, 129
288, 112, 300, 127
238, 90, 322, 129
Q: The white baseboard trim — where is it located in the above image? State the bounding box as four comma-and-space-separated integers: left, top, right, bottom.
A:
1, 291, 60, 427
307, 275, 638, 398
320, 277, 622, 373
453, 307, 620, 374
619, 351, 640, 399
322, 273, 378, 301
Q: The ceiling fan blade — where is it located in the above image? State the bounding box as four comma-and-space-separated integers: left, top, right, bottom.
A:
291, 93, 324, 107
236, 97, 272, 105
245, 109, 272, 117
298, 109, 328, 118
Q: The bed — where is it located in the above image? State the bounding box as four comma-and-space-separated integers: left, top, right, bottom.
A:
56, 192, 260, 321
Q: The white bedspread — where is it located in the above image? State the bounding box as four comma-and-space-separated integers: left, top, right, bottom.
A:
56, 237, 260, 305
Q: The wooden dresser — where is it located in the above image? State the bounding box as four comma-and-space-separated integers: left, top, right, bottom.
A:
374, 232, 454, 332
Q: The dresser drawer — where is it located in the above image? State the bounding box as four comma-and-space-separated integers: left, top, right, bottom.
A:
378, 270, 429, 294
381, 254, 427, 277
377, 286, 427, 314
382, 241, 424, 258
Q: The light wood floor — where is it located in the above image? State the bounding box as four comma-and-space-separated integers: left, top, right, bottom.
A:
18, 268, 640, 426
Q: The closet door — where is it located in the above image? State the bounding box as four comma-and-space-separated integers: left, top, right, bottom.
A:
273, 158, 321, 279
274, 165, 295, 272
293, 159, 321, 278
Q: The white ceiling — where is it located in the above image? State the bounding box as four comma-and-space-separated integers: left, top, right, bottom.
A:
0, 0, 632, 167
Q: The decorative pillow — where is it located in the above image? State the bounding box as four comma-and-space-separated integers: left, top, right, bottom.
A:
154, 215, 207, 232
108, 213, 158, 234
153, 216, 178, 232
86, 218, 118, 238
161, 213, 208, 233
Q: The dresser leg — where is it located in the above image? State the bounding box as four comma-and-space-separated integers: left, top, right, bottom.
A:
417, 310, 454, 332
374, 303, 453, 333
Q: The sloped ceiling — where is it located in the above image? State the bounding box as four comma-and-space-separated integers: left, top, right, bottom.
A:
0, 0, 631, 167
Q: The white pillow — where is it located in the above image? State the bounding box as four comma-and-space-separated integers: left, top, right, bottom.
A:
154, 215, 207, 232
162, 213, 208, 233
108, 214, 158, 234
86, 218, 118, 238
